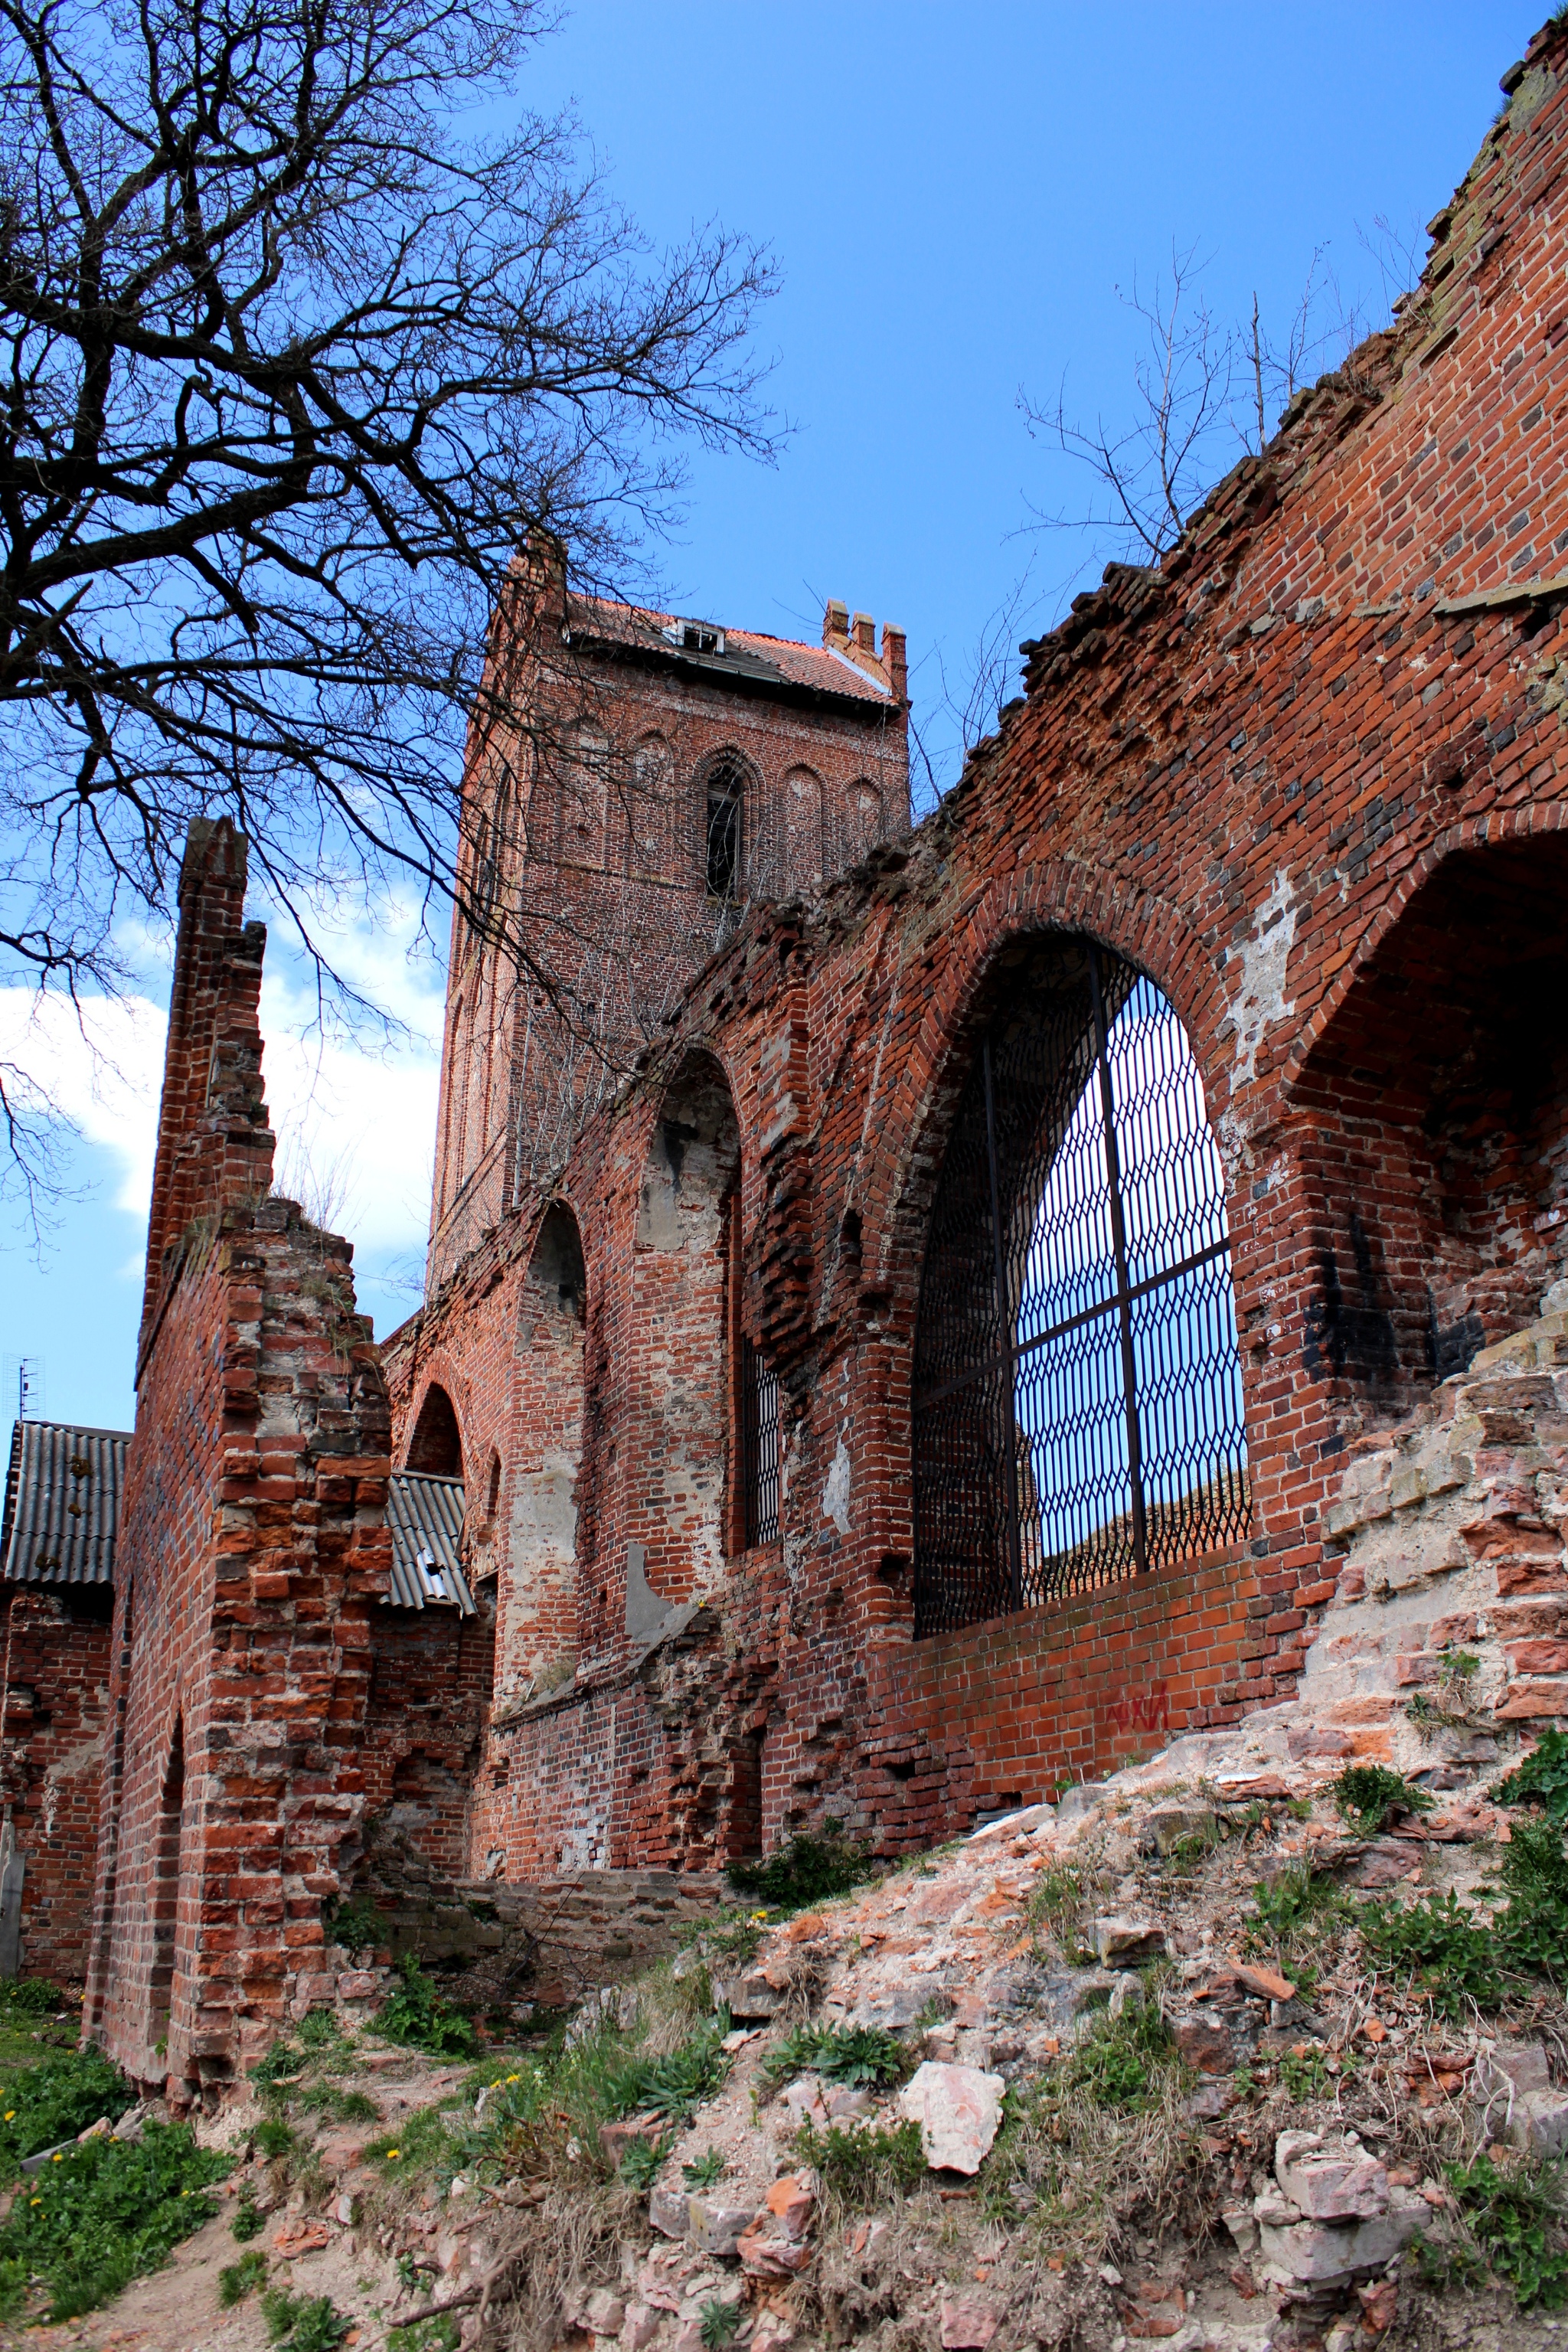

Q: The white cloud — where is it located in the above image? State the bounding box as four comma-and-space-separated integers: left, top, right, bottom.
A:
0, 894, 447, 1280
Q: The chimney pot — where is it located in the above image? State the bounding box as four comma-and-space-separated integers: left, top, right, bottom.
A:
823, 598, 849, 643
851, 612, 876, 653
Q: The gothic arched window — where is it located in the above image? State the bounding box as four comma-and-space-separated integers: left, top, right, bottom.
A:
911, 934, 1249, 1636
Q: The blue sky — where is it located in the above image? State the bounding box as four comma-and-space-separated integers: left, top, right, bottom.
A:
0, 1, 1540, 1437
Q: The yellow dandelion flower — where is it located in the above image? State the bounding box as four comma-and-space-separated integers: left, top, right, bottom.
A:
4, 2111, 13, 2121
386, 2149, 400, 2161
51, 2151, 61, 2162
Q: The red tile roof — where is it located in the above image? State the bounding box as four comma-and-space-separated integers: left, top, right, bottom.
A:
567, 597, 897, 705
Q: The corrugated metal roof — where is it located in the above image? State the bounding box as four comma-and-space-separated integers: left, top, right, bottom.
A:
2, 1421, 130, 1586
386, 1472, 474, 1613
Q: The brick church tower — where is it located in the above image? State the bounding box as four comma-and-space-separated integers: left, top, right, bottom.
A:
426, 547, 910, 1287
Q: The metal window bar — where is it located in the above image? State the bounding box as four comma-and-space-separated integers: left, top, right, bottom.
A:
743, 1337, 781, 1547
911, 936, 1250, 1638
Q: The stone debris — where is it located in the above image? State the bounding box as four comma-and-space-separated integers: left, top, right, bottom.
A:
1093, 1916, 1168, 1965
1252, 2131, 1426, 2288
938, 2293, 999, 2347
897, 2060, 1006, 2174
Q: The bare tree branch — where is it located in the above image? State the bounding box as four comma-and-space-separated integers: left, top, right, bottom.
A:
0, 0, 779, 1210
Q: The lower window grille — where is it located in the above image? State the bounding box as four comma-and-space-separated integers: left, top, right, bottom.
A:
743, 1338, 781, 1547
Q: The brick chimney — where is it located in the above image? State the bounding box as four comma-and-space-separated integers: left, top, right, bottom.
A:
851, 611, 876, 654
881, 623, 908, 703
822, 597, 849, 645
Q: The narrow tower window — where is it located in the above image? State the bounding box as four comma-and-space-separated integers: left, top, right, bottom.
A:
706, 759, 744, 901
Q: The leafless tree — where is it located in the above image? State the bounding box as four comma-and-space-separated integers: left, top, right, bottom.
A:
0, 0, 776, 1221
1021, 232, 1415, 589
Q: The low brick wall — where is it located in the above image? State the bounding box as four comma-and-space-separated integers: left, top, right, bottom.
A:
858, 1540, 1294, 1849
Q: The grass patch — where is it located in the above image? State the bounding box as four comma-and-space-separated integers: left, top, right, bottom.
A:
683, 2146, 727, 2187
1027, 1865, 1089, 1953
1068, 2001, 1175, 2113
0, 2118, 229, 2322
220, 2247, 269, 2305
261, 2283, 351, 2347
1446, 2153, 1568, 2309
1332, 1764, 1434, 1835
0, 2044, 129, 2179
604, 2017, 731, 2124
727, 1821, 876, 1914
361, 2102, 461, 2179
760, 2022, 906, 2095
792, 2115, 925, 2203
1248, 1860, 1348, 1976
375, 1955, 479, 2060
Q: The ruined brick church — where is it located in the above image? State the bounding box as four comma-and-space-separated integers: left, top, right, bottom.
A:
3, 18, 1568, 2104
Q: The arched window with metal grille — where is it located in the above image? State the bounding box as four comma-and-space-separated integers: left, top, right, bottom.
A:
911, 935, 1249, 1638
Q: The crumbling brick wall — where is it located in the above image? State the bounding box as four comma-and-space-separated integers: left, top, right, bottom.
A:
0, 1586, 113, 1981
384, 21, 1568, 1880
83, 821, 395, 2104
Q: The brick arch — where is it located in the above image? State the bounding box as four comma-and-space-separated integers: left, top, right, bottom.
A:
1279, 807, 1568, 1409
402, 1370, 469, 1478
1280, 799, 1568, 1099
864, 858, 1228, 1292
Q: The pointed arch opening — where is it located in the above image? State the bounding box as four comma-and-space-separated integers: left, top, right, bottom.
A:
407, 1383, 462, 1477
632, 1054, 742, 1612
911, 934, 1250, 1637
502, 1203, 587, 1703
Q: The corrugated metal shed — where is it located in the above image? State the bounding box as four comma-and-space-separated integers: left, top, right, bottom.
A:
2, 1421, 130, 1586
386, 1472, 473, 1613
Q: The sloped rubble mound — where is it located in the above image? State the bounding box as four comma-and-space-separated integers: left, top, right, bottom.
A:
452, 1719, 1568, 2352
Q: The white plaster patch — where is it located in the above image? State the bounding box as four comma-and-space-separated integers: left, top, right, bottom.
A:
822, 1433, 852, 1537
1227, 867, 1298, 1088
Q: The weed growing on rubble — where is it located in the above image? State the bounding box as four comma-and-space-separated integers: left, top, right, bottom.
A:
322, 1896, 387, 1958
232, 2186, 264, 2241
0, 2117, 229, 2321
699, 2294, 743, 2347
219, 2248, 269, 2305
261, 2282, 351, 2348
1332, 1765, 1435, 1835
682, 2146, 727, 2187
1495, 1727, 1568, 1823
1445, 2153, 1568, 2309
792, 2114, 926, 2203
375, 1955, 480, 2060
388, 2318, 460, 2352
727, 1821, 877, 1913
760, 2022, 907, 2095
0, 1977, 64, 2020
1248, 1861, 1348, 1978
255, 2116, 296, 2159
618, 2134, 671, 2192
605, 2018, 731, 2123
1361, 1814, 1568, 2015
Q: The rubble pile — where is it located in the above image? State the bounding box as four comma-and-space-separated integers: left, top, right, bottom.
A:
492, 1714, 1568, 2352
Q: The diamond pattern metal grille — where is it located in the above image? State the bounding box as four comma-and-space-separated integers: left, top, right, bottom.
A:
912, 936, 1249, 1637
